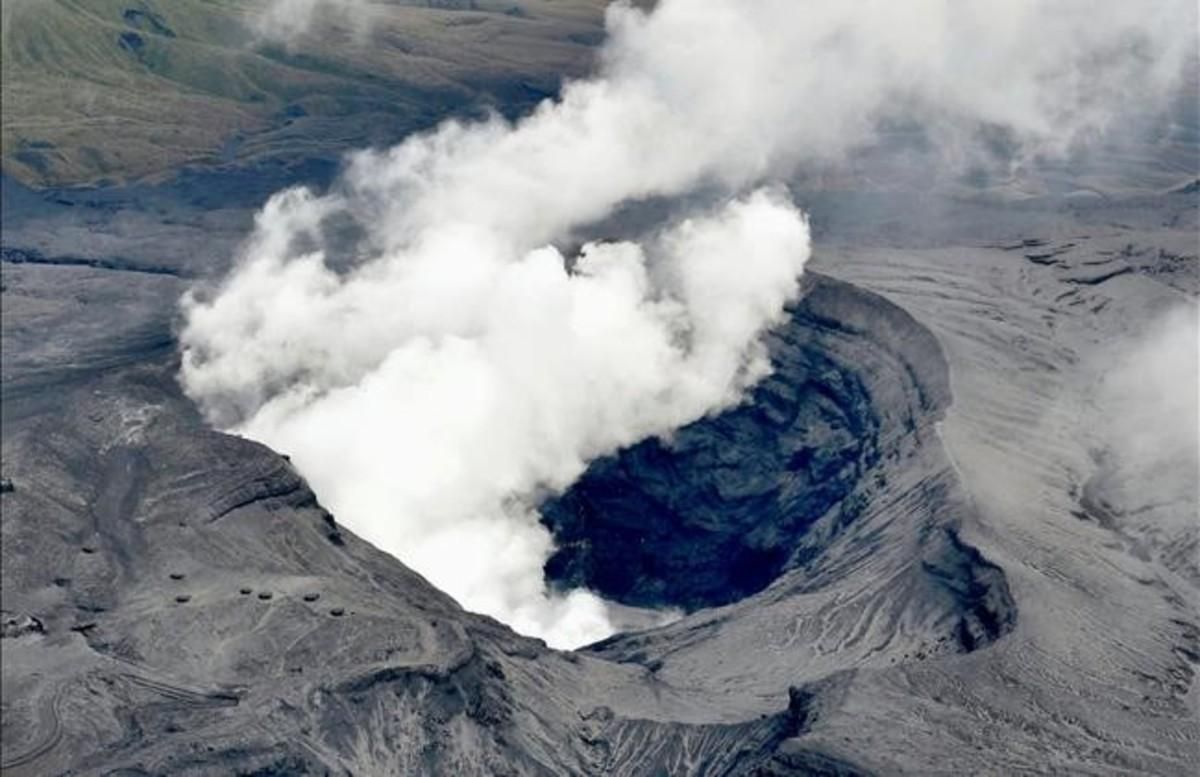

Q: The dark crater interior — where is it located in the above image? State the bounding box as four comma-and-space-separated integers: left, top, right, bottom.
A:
540, 272, 954, 612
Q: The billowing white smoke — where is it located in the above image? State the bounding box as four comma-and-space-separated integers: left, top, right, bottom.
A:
183, 0, 1193, 647
185, 188, 808, 647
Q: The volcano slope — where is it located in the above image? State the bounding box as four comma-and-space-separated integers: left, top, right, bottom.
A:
2, 11, 1199, 773
3, 162, 1197, 774
1, 0, 608, 187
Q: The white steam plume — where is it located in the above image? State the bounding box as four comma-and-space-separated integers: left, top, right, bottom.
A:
182, 0, 1193, 648
1095, 305, 1200, 510
250, 0, 373, 46
185, 188, 809, 647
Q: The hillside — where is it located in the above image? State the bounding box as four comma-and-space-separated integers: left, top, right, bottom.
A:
1, 0, 605, 186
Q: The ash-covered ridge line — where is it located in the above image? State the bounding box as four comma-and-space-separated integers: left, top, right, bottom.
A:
1, 246, 191, 278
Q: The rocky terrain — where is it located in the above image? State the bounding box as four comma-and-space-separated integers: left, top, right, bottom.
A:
4, 164, 1196, 773
2, 2, 1198, 776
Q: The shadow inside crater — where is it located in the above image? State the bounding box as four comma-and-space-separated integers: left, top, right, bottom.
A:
540, 272, 1016, 651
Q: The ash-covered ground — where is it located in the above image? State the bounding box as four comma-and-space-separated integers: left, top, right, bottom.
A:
2, 2, 1198, 775
4, 165, 1196, 776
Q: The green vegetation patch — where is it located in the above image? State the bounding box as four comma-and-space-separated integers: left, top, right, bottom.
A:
1, 0, 604, 187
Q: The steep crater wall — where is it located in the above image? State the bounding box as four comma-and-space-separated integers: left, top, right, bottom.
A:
540, 273, 954, 612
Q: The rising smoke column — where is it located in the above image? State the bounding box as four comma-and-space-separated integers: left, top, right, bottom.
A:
184, 188, 810, 648
183, 0, 1193, 647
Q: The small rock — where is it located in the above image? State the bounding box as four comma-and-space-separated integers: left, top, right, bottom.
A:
169, 572, 185, 581
81, 546, 96, 554
329, 607, 345, 617
257, 592, 273, 601
174, 595, 191, 604
0, 477, 13, 494
303, 593, 320, 602
321, 511, 345, 545
1, 612, 44, 639
239, 587, 253, 596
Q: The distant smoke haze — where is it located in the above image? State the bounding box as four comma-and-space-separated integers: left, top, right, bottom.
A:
250, 0, 374, 45
182, 0, 1194, 647
1097, 305, 1199, 502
